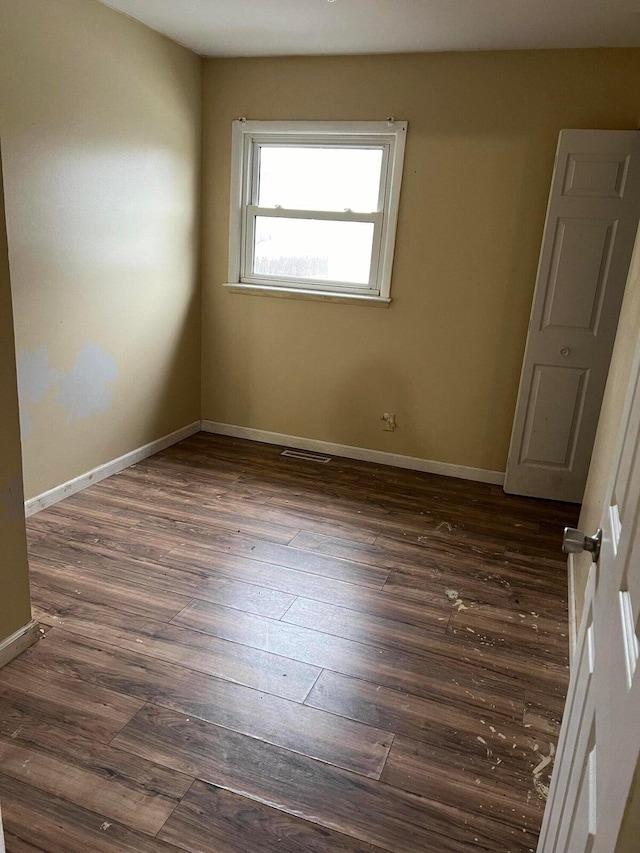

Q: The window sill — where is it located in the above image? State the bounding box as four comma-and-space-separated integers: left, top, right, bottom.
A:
223, 282, 391, 306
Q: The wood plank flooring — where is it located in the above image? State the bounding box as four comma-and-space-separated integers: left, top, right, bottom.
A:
1, 433, 579, 852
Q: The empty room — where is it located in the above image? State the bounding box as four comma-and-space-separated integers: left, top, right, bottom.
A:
1, 0, 640, 851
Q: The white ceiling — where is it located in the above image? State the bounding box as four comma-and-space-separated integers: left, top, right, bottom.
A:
98, 0, 640, 57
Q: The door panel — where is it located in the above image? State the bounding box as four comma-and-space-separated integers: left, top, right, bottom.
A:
562, 153, 631, 199
541, 217, 615, 333
557, 734, 596, 853
506, 130, 640, 502
539, 594, 595, 852
520, 365, 588, 468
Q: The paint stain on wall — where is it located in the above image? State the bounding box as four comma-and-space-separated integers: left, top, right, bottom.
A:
17, 343, 118, 433
57, 343, 118, 422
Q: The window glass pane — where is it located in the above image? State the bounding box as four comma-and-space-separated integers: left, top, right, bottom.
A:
257, 146, 383, 212
253, 217, 374, 285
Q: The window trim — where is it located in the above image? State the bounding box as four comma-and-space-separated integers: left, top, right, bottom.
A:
226, 120, 407, 302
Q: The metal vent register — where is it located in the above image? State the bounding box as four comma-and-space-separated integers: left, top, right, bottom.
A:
281, 449, 332, 464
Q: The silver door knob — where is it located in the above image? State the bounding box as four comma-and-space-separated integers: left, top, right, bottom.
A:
563, 527, 602, 562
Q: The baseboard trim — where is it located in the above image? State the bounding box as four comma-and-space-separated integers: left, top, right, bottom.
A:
23, 418, 505, 516
24, 421, 201, 516
201, 421, 505, 486
567, 553, 577, 664
0, 620, 39, 670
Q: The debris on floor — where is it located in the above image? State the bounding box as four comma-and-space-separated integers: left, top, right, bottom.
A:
532, 743, 555, 777
532, 743, 556, 800
533, 777, 550, 799
444, 588, 468, 610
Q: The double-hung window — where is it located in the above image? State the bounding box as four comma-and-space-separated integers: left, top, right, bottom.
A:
226, 120, 407, 303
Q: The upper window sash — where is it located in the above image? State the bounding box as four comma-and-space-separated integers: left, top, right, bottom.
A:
247, 139, 391, 213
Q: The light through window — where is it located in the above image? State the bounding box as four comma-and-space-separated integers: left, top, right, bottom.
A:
254, 217, 375, 284
257, 147, 383, 211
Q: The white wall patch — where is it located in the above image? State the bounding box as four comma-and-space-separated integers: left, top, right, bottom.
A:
57, 342, 118, 422
17, 347, 61, 437
17, 347, 61, 403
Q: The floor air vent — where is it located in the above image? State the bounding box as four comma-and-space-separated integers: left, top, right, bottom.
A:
281, 449, 332, 464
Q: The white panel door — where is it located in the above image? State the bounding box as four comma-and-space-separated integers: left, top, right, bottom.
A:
536, 323, 640, 852
505, 130, 640, 502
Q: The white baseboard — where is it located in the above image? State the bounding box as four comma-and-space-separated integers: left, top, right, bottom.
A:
201, 421, 505, 486
24, 421, 201, 516
0, 620, 39, 670
23, 418, 504, 517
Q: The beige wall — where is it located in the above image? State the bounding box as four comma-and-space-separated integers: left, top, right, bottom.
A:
0, 0, 202, 500
573, 224, 640, 630
0, 152, 32, 641
201, 50, 640, 472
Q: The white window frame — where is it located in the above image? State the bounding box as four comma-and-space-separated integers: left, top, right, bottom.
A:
225, 120, 407, 304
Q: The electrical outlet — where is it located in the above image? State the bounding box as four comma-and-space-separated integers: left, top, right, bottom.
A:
382, 412, 396, 431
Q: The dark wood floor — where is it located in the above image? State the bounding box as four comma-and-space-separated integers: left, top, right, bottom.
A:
0, 433, 579, 852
